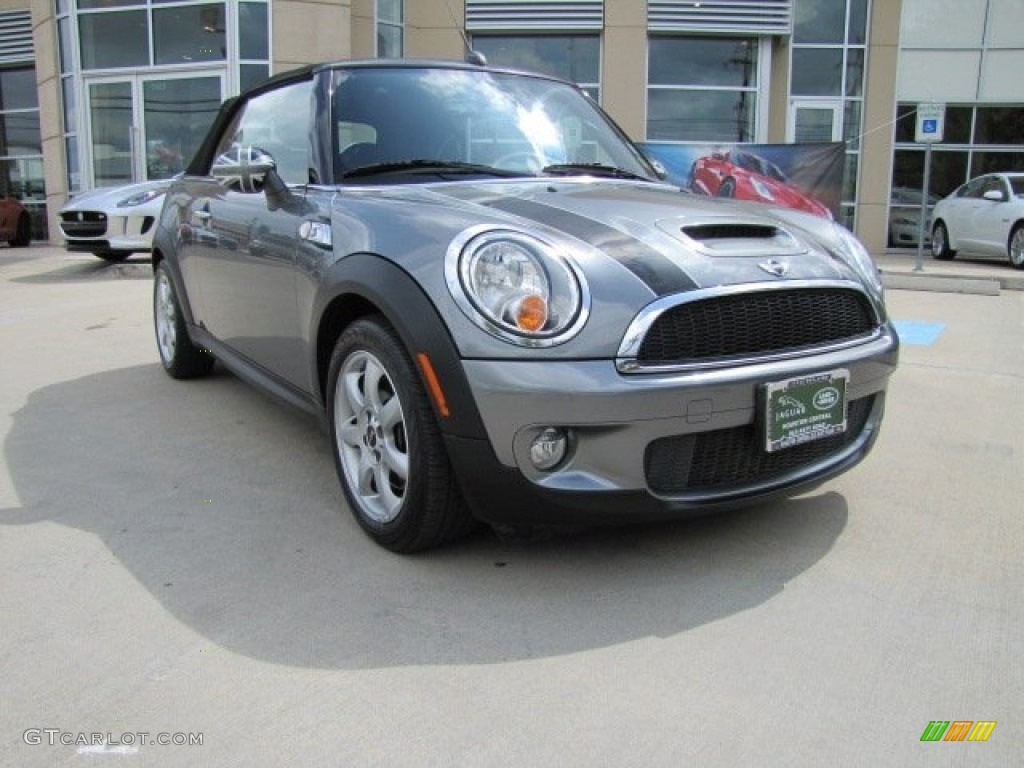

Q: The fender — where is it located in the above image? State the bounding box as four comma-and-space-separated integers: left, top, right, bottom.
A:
309, 253, 489, 441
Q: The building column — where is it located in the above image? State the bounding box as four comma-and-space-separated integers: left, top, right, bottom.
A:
601, 0, 647, 141
856, 0, 902, 253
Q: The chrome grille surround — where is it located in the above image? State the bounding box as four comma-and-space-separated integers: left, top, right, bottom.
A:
616, 280, 885, 374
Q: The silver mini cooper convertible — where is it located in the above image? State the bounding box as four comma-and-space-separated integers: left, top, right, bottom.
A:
152, 59, 899, 552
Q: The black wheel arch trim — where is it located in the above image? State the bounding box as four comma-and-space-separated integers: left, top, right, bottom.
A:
311, 252, 489, 441
151, 250, 201, 330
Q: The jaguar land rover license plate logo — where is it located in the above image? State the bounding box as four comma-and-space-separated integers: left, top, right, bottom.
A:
813, 386, 841, 411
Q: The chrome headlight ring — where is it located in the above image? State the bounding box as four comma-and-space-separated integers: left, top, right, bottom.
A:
832, 222, 884, 298
445, 226, 590, 347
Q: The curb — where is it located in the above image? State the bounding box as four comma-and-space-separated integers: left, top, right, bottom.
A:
880, 272, 1001, 296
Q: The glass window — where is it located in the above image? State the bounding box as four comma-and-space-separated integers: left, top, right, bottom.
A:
843, 100, 862, 150
647, 35, 759, 143
378, 0, 402, 24
143, 77, 222, 179
896, 103, 973, 145
77, 0, 144, 8
376, 0, 403, 57
845, 49, 864, 98
794, 0, 846, 44
0, 67, 38, 110
240, 64, 270, 93
791, 48, 843, 97
62, 77, 77, 134
79, 11, 149, 69
647, 89, 755, 142
377, 25, 402, 58
153, 4, 226, 65
472, 36, 600, 90
649, 37, 757, 88
58, 16, 74, 73
848, 0, 868, 44
216, 79, 314, 184
330, 67, 655, 181
892, 149, 969, 199
239, 3, 268, 60
974, 107, 1024, 145
971, 152, 1024, 176
0, 113, 42, 156
842, 153, 858, 202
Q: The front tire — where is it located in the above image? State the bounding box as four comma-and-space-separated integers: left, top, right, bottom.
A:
717, 178, 736, 198
153, 262, 214, 379
327, 316, 473, 553
931, 221, 956, 260
1008, 225, 1024, 270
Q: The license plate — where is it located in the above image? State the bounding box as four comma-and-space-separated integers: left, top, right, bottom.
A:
763, 369, 849, 453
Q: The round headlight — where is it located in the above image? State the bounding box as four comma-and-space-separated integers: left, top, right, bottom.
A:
452, 230, 587, 345
833, 223, 883, 296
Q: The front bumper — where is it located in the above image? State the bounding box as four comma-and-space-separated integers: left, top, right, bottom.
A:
60, 212, 156, 254
451, 326, 898, 525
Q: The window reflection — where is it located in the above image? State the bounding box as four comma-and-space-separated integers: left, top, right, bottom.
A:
472, 36, 600, 97
78, 11, 149, 69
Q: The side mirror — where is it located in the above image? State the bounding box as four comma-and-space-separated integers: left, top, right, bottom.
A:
212, 145, 277, 193
982, 189, 1006, 202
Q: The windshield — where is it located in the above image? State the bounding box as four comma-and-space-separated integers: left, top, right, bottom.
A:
1010, 177, 1024, 197
331, 66, 657, 182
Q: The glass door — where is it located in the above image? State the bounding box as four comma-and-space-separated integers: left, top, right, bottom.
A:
789, 101, 843, 143
87, 80, 135, 187
86, 72, 224, 187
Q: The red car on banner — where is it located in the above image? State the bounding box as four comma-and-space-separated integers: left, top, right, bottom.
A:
689, 149, 832, 219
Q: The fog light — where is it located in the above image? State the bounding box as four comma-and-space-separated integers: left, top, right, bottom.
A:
530, 427, 568, 471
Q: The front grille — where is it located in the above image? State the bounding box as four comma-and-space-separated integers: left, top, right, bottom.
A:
60, 211, 108, 238
645, 395, 874, 494
637, 288, 877, 366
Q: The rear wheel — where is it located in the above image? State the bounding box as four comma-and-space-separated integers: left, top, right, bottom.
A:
327, 316, 474, 552
1009, 225, 1024, 270
9, 213, 30, 247
931, 221, 956, 260
717, 178, 736, 198
153, 262, 214, 379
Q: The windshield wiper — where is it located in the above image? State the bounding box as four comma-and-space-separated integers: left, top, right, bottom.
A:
341, 160, 526, 180
542, 163, 650, 181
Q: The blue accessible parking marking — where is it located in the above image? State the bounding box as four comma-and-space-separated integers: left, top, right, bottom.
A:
892, 320, 945, 346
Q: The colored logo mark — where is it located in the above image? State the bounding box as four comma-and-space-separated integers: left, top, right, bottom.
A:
920, 720, 996, 742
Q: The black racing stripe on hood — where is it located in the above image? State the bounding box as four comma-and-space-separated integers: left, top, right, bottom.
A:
482, 197, 697, 296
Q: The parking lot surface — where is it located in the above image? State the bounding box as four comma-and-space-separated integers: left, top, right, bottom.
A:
2, 246, 1021, 766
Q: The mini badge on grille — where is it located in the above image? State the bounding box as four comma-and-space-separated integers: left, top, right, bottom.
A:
758, 259, 789, 277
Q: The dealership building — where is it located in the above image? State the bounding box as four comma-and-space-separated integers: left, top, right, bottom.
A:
4, 0, 1023, 254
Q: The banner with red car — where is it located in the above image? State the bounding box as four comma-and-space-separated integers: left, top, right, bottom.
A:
637, 142, 845, 221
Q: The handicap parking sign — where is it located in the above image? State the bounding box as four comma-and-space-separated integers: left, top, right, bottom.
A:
915, 104, 945, 143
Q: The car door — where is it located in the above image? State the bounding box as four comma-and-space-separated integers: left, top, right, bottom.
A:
187, 78, 315, 389
953, 177, 988, 249
970, 176, 1012, 255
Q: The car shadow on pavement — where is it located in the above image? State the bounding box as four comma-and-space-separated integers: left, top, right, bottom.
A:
2, 364, 849, 670
11, 257, 152, 284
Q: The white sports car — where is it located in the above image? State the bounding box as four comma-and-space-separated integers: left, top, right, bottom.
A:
931, 172, 1024, 269
58, 180, 170, 262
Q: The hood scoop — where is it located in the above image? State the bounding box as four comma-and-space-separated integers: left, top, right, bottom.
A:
658, 217, 809, 258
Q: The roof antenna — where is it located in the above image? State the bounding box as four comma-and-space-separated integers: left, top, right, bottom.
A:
444, 0, 487, 66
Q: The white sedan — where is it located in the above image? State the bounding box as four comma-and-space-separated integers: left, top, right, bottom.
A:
58, 180, 170, 262
931, 172, 1024, 269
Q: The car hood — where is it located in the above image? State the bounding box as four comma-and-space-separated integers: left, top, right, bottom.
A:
61, 180, 171, 211
429, 179, 857, 297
